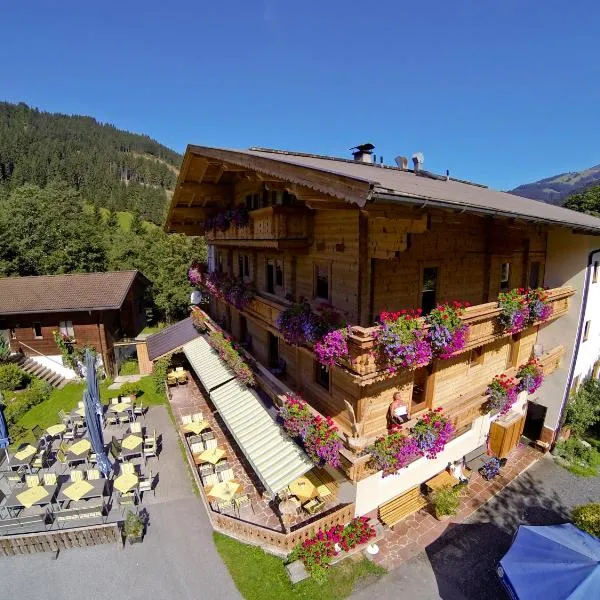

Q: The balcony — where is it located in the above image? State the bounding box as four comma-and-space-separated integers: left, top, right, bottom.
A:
345, 286, 574, 378
205, 205, 313, 249
245, 294, 287, 331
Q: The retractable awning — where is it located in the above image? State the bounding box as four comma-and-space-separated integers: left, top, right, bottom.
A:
182, 336, 234, 392
210, 379, 313, 496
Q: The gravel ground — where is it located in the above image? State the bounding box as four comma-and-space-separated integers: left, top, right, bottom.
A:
352, 454, 599, 600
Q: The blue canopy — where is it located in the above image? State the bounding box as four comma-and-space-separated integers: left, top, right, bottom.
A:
499, 524, 600, 600
83, 350, 112, 476
0, 395, 10, 460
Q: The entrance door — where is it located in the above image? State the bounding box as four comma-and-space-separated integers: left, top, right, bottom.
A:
268, 332, 279, 368
523, 402, 547, 442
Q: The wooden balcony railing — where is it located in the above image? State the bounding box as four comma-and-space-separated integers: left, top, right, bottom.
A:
205, 205, 313, 248
245, 294, 287, 330
345, 286, 574, 377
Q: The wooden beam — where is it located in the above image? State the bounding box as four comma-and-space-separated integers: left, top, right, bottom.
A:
165, 223, 205, 236
170, 206, 208, 220
178, 182, 231, 195
213, 164, 225, 184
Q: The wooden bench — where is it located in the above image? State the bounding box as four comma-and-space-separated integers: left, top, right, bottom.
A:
379, 486, 428, 528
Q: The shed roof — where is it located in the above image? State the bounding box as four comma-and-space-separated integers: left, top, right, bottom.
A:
182, 336, 235, 392
146, 318, 201, 361
183, 146, 600, 234
0, 270, 149, 315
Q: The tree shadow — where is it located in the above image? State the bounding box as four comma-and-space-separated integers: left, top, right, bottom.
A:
426, 469, 570, 600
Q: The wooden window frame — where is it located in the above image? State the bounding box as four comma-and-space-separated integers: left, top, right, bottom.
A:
314, 361, 331, 392
266, 257, 285, 297
469, 346, 485, 368
313, 261, 332, 302
10, 327, 17, 340
59, 320, 75, 337
583, 320, 591, 342
528, 261, 542, 289
33, 322, 43, 340
593, 261, 599, 284
499, 261, 511, 292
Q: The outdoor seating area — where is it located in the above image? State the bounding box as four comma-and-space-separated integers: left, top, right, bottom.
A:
0, 399, 161, 536
170, 368, 341, 532
167, 367, 189, 387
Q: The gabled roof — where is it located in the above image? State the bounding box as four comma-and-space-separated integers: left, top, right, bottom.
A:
0, 270, 150, 315
174, 145, 600, 234
146, 317, 201, 361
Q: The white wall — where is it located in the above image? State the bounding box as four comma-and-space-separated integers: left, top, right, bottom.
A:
30, 355, 78, 380
354, 394, 528, 516
573, 250, 600, 384
537, 231, 600, 430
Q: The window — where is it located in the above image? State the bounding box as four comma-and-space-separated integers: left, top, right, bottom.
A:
507, 334, 521, 368
33, 322, 43, 339
500, 262, 511, 291
240, 316, 248, 343
268, 332, 279, 368
593, 261, 599, 284
570, 376, 580, 397
529, 261, 541, 289
315, 362, 330, 390
59, 320, 74, 337
470, 346, 485, 367
314, 264, 330, 300
421, 267, 438, 315
238, 254, 250, 278
583, 320, 591, 342
266, 258, 284, 294
10, 328, 16, 340
593, 360, 600, 380
243, 255, 250, 278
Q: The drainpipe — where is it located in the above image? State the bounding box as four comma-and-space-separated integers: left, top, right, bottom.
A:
555, 247, 600, 443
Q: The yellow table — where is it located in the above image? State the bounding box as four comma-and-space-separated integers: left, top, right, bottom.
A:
46, 423, 67, 436
14, 445, 37, 461
289, 476, 318, 501
16, 486, 49, 509
182, 420, 209, 435
62, 480, 94, 502
114, 472, 139, 494
121, 434, 143, 451
74, 407, 85, 417
197, 448, 225, 465
207, 480, 241, 501
109, 402, 132, 414
69, 439, 92, 456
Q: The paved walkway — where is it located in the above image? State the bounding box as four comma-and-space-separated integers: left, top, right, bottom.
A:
352, 454, 599, 600
0, 405, 241, 600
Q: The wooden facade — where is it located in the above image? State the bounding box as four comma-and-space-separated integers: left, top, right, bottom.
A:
166, 148, 575, 458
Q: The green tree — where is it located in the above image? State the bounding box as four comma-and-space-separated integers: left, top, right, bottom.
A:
564, 185, 600, 216
106, 209, 118, 228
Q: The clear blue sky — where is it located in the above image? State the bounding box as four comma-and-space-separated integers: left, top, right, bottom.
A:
2, 0, 599, 190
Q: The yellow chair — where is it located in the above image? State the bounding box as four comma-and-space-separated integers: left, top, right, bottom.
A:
25, 474, 40, 488
121, 463, 136, 475
70, 470, 84, 482
43, 473, 57, 486
86, 469, 100, 480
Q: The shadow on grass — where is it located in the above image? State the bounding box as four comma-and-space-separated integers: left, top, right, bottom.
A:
426, 471, 569, 600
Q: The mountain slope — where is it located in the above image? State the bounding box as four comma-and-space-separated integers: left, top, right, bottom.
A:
510, 164, 600, 205
0, 101, 181, 224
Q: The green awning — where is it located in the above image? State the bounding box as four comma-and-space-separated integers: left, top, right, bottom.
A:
210, 379, 313, 496
182, 336, 234, 392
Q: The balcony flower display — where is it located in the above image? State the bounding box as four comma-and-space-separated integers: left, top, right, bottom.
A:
223, 277, 255, 310
516, 358, 544, 394
276, 299, 326, 346
425, 302, 470, 359
527, 287, 552, 322
411, 408, 455, 459
231, 206, 249, 227
279, 395, 342, 468
205, 206, 249, 233
207, 331, 255, 386
486, 373, 518, 415
480, 457, 501, 480
314, 328, 350, 367
190, 306, 207, 332
188, 263, 206, 287
498, 289, 530, 333
367, 431, 420, 476
290, 518, 376, 583
374, 310, 432, 373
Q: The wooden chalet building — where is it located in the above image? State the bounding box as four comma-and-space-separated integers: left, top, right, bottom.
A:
0, 270, 150, 378
165, 144, 600, 517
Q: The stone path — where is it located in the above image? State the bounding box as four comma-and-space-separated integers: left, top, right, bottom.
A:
371, 444, 541, 570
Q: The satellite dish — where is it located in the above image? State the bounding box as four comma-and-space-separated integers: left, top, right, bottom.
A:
394, 156, 408, 168
190, 290, 202, 305
412, 152, 424, 165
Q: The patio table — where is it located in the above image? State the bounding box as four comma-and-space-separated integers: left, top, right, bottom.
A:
71, 407, 85, 418
206, 480, 241, 502
197, 447, 225, 465
120, 434, 143, 460
289, 476, 318, 501
182, 420, 210, 435
46, 424, 66, 437
114, 472, 139, 494
7, 445, 37, 473
57, 478, 108, 504
67, 439, 91, 466
108, 402, 132, 414
4, 484, 57, 514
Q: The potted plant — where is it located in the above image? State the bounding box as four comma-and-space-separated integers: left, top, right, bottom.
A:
480, 457, 501, 480
123, 510, 145, 544
430, 484, 463, 521
425, 302, 470, 359
120, 382, 140, 403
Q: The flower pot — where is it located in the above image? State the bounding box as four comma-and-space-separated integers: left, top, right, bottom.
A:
127, 534, 144, 545
129, 394, 137, 403
366, 543, 379, 555
334, 543, 342, 553
434, 513, 451, 522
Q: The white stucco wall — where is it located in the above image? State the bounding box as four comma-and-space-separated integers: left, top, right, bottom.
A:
537, 231, 600, 430
354, 394, 528, 516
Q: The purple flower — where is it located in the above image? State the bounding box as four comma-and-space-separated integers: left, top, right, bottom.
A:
314, 329, 349, 367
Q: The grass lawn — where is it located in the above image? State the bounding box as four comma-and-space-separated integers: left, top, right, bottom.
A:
118, 358, 140, 376
141, 323, 168, 335
11, 375, 166, 446
554, 434, 600, 477
213, 533, 385, 600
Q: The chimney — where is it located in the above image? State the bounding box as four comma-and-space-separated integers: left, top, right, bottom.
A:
394, 156, 408, 170
350, 143, 375, 163
412, 152, 424, 173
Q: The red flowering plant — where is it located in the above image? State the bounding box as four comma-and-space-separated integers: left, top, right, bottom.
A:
279, 395, 342, 468
367, 430, 420, 476
486, 373, 518, 415
526, 288, 552, 322
498, 288, 530, 333
516, 358, 544, 394
207, 331, 255, 386
425, 301, 470, 359
188, 262, 207, 287
339, 517, 376, 552
374, 309, 432, 373
411, 408, 455, 459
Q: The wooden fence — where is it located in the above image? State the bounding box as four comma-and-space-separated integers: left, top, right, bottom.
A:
0, 523, 121, 556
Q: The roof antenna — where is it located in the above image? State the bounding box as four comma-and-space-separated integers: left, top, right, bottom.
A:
380, 156, 383, 167
446, 169, 450, 181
